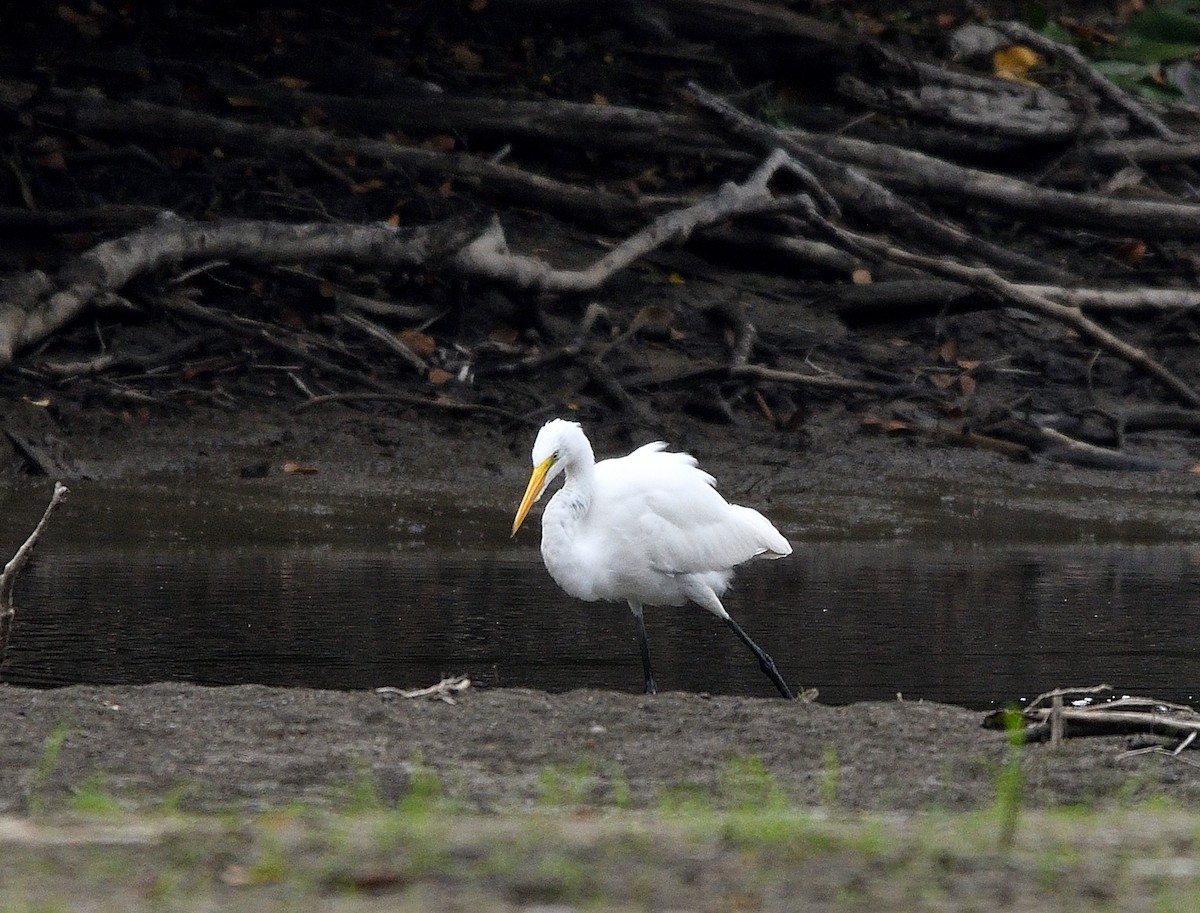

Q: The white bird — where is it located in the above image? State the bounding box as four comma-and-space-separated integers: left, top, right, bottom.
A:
511, 419, 795, 698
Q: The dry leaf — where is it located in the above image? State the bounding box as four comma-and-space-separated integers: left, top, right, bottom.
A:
22, 396, 51, 408
851, 268, 872, 285
667, 272, 685, 285
225, 95, 264, 109
592, 93, 609, 105
317, 280, 336, 298
427, 367, 453, 385
862, 415, 911, 434
489, 325, 519, 345
1113, 239, 1147, 266
938, 339, 958, 362
282, 462, 319, 475
993, 45, 1041, 85
349, 178, 385, 194
957, 358, 982, 371
299, 106, 328, 127
450, 43, 483, 71
631, 303, 674, 335
959, 374, 977, 396
930, 373, 956, 389
397, 329, 436, 358
422, 134, 456, 152
276, 75, 311, 90
386, 213, 402, 227
57, 4, 102, 36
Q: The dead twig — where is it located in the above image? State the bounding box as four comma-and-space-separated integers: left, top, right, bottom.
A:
0, 482, 70, 672
454, 149, 818, 292
376, 674, 471, 705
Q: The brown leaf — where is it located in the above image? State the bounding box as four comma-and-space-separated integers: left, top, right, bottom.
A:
397, 330, 436, 358
57, 4, 102, 37
422, 134, 456, 152
851, 268, 873, 285
349, 178, 385, 194
276, 75, 311, 90
938, 339, 958, 362
225, 95, 264, 109
427, 367, 453, 385
450, 43, 483, 71
317, 280, 336, 298
299, 106, 328, 127
489, 325, 519, 345
592, 93, 609, 106
1113, 238, 1147, 266
930, 373, 956, 389
958, 374, 977, 396
282, 461, 319, 475
956, 358, 982, 371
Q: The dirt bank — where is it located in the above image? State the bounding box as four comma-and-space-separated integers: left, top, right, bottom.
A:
3, 681, 1196, 816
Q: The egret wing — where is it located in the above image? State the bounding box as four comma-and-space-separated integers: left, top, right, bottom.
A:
591, 448, 789, 575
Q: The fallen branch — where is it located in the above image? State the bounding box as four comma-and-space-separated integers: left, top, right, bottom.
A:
813, 224, 1200, 407
0, 482, 70, 673
987, 691, 1200, 747
0, 216, 482, 367
454, 148, 816, 292
375, 674, 471, 705
790, 129, 1200, 241
687, 80, 1070, 280
40, 88, 643, 230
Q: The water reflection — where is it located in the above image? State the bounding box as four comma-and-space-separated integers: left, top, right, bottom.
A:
5, 533, 1199, 709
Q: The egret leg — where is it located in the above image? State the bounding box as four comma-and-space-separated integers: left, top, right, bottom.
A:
724, 615, 795, 700
631, 603, 657, 695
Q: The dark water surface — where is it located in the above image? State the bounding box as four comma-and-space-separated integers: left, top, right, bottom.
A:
2, 480, 1198, 708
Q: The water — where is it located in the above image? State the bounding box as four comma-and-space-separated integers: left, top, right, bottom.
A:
2, 481, 1198, 708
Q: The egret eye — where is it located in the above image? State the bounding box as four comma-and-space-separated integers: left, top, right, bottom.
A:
552, 450, 559, 460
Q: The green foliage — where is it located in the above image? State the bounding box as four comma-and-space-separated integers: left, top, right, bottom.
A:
718, 755, 788, 812
28, 721, 70, 815
821, 745, 840, 808
536, 758, 599, 807
1049, 0, 1200, 100
995, 708, 1025, 851
70, 774, 123, 817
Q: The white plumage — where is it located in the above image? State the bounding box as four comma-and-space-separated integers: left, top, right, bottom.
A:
511, 419, 794, 698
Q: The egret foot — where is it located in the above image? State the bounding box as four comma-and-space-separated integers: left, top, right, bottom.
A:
724, 615, 795, 699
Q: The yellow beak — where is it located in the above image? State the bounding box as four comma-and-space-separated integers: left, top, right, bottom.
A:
511, 455, 554, 537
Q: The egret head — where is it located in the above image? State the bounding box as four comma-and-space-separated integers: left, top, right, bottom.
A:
511, 419, 590, 536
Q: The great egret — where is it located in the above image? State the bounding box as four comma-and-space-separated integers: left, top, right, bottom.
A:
511, 419, 795, 699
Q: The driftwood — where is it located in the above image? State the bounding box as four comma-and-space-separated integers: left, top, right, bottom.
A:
0, 217, 483, 367
0, 482, 69, 673
986, 687, 1200, 750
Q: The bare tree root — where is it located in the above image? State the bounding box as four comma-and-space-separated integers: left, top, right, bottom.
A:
0, 482, 69, 673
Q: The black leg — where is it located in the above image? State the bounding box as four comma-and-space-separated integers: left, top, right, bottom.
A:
724, 616, 794, 699
635, 611, 657, 695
